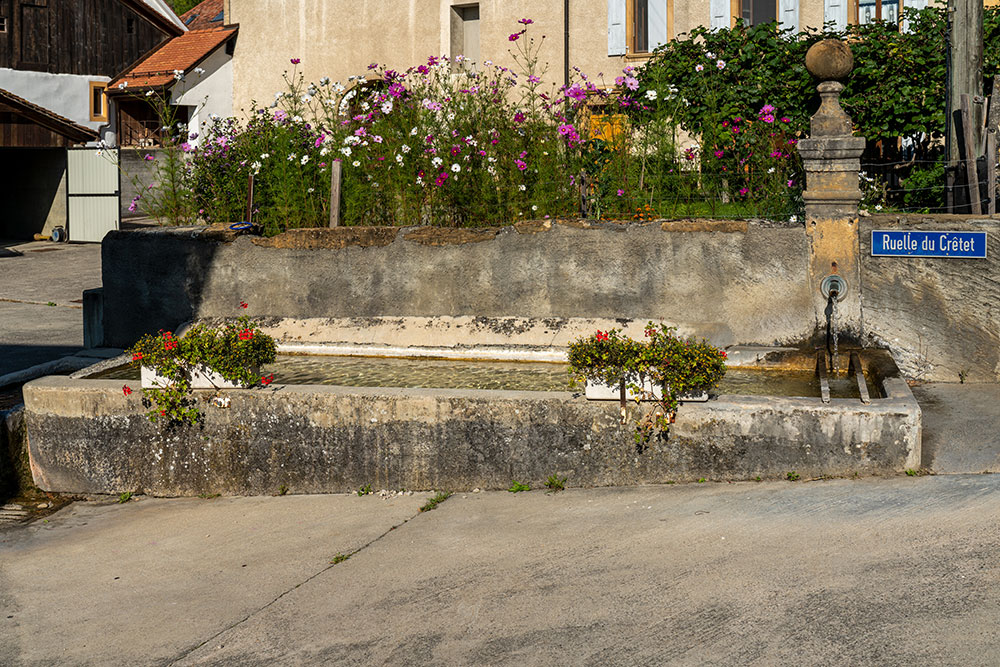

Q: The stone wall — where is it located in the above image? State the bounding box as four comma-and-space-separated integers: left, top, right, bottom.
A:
860, 215, 1000, 382
102, 220, 814, 350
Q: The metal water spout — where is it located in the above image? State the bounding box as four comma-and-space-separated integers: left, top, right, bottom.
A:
821, 274, 848, 373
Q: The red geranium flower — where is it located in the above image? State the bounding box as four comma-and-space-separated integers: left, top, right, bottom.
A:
123, 385, 132, 396
261, 374, 274, 386
595, 330, 609, 342
164, 340, 178, 351
238, 329, 254, 341
132, 353, 143, 361
240, 301, 248, 309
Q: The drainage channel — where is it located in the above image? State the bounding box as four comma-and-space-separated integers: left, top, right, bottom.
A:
0, 503, 32, 527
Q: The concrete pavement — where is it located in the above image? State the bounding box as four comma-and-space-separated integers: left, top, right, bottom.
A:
3, 475, 1000, 665
0, 241, 102, 377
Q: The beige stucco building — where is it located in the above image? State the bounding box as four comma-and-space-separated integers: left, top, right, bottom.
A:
222, 0, 929, 115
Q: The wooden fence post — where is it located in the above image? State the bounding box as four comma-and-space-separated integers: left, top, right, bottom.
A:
329, 160, 342, 228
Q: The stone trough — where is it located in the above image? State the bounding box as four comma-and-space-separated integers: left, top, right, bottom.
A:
21, 345, 920, 496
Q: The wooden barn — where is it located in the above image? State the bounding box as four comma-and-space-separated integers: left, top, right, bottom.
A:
0, 0, 184, 240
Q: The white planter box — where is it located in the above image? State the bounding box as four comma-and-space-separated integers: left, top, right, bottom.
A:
584, 375, 662, 401
584, 377, 708, 402
140, 364, 253, 390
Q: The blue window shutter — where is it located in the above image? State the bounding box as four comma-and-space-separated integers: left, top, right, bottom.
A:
649, 0, 669, 50
609, 0, 627, 56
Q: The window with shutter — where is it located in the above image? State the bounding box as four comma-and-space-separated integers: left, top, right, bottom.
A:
608, 0, 626, 56
824, 0, 848, 30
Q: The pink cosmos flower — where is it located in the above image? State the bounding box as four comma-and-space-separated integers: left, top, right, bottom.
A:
314, 135, 325, 148
518, 18, 533, 24
290, 58, 300, 64
714, 150, 724, 159
616, 189, 624, 196
515, 160, 527, 171
739, 187, 749, 196
509, 32, 521, 41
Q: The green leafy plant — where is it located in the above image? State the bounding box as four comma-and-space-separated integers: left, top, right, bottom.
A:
126, 305, 277, 425
508, 480, 531, 493
277, 484, 289, 496
419, 491, 452, 512
544, 475, 567, 493
118, 492, 133, 503
568, 322, 727, 442
697, 478, 707, 483
357, 484, 373, 496
46, 302, 56, 307
786, 471, 800, 481
330, 553, 350, 564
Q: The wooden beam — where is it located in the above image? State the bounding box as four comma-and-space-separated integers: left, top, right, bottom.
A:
960, 93, 983, 215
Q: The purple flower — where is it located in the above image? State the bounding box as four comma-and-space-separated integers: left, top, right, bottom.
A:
624, 76, 639, 91
739, 187, 749, 196
564, 84, 587, 101
616, 189, 624, 196
509, 32, 521, 42
515, 159, 527, 171
713, 150, 724, 159
143, 154, 154, 161
781, 116, 791, 123
290, 58, 301, 65
514, 111, 526, 123
518, 18, 533, 25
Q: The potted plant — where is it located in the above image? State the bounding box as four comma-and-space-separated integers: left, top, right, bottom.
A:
568, 323, 727, 439
125, 305, 277, 424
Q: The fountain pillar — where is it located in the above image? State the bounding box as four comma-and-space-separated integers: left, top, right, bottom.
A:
798, 40, 866, 340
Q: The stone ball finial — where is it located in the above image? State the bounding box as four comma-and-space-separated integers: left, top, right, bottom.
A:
805, 39, 854, 81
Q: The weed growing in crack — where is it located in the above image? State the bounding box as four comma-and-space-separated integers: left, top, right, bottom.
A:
419, 491, 452, 512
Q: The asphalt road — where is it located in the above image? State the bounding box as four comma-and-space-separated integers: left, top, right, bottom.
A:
3, 475, 999, 666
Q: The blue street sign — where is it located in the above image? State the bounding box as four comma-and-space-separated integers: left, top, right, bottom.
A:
871, 230, 988, 258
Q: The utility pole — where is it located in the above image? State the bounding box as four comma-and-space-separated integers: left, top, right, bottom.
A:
945, 0, 984, 212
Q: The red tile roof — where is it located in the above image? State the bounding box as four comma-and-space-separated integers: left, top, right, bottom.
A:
108, 26, 236, 91
180, 0, 224, 31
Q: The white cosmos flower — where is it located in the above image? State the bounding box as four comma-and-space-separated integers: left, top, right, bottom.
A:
301, 155, 310, 165
380, 101, 393, 114
645, 90, 657, 101
401, 144, 411, 153
531, 205, 538, 211
352, 160, 360, 167
395, 154, 404, 163
410, 127, 418, 136
320, 77, 330, 85
340, 147, 352, 156
260, 153, 270, 159
250, 161, 261, 174
432, 157, 443, 168
451, 163, 460, 172
518, 184, 526, 191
